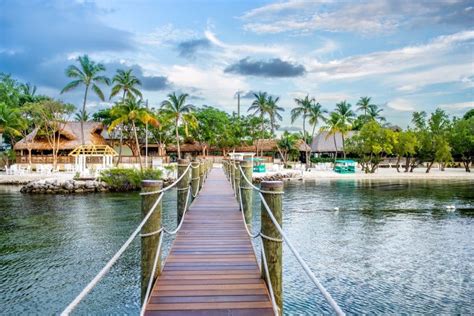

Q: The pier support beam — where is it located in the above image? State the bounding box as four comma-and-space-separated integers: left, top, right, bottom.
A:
240, 160, 253, 229
234, 161, 242, 204
177, 159, 190, 224
141, 180, 163, 303
191, 158, 200, 200
261, 180, 283, 314
198, 159, 205, 190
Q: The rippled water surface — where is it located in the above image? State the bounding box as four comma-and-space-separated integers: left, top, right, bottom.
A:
1, 178, 473, 314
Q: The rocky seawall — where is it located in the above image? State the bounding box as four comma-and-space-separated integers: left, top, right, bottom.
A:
20, 179, 109, 194
252, 172, 303, 183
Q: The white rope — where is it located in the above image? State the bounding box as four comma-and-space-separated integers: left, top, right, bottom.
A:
140, 164, 192, 195
259, 192, 345, 316
61, 192, 165, 316
238, 165, 284, 195
260, 232, 283, 243
238, 186, 260, 239
162, 187, 191, 235
261, 240, 281, 316
140, 232, 164, 316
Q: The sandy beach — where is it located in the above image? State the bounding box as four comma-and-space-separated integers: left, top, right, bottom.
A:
253, 167, 474, 181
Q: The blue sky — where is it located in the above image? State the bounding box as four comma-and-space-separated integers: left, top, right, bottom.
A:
1, 0, 473, 130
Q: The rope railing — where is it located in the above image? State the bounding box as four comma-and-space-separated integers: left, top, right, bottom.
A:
62, 161, 209, 316
231, 161, 345, 316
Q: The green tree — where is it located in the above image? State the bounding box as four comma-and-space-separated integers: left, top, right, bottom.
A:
356, 96, 375, 117
161, 92, 194, 159
0, 102, 23, 140
291, 95, 314, 142
74, 110, 90, 122
450, 117, 474, 172
277, 131, 299, 166
367, 104, 385, 122
0, 73, 21, 108
61, 55, 110, 145
110, 98, 159, 169
463, 109, 474, 120
346, 121, 395, 173
28, 100, 75, 168
109, 69, 142, 101
392, 130, 418, 172
266, 96, 284, 136
334, 101, 355, 159
248, 92, 269, 156
307, 102, 327, 146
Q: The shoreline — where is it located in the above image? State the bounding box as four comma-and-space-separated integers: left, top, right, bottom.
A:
255, 167, 474, 181
1, 168, 473, 186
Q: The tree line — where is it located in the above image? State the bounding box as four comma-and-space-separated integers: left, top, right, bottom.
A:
0, 54, 473, 172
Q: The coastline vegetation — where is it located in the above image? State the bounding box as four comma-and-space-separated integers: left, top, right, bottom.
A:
100, 168, 162, 191
0, 54, 473, 174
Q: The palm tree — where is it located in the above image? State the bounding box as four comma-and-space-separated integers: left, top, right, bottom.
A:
61, 55, 110, 145
266, 96, 284, 136
334, 101, 355, 159
109, 68, 143, 165
307, 102, 327, 144
248, 92, 269, 139
321, 112, 342, 159
109, 69, 142, 101
367, 104, 385, 122
291, 95, 314, 142
248, 92, 269, 156
109, 98, 158, 169
161, 93, 194, 159
356, 96, 375, 117
74, 110, 90, 122
0, 102, 23, 138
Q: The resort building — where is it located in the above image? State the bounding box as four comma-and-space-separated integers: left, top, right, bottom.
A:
14, 121, 109, 166
311, 131, 356, 157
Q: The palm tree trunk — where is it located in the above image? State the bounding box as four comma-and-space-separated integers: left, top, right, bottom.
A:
176, 117, 181, 159
116, 127, 123, 167
342, 133, 346, 159
333, 133, 338, 160
132, 120, 143, 170
81, 84, 90, 146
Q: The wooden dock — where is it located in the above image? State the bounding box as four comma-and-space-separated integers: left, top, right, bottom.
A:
144, 168, 274, 316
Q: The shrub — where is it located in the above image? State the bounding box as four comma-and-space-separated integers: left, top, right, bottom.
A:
100, 168, 163, 191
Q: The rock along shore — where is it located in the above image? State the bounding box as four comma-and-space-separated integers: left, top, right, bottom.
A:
20, 179, 109, 194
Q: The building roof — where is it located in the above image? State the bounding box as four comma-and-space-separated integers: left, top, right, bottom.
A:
14, 121, 106, 151
311, 131, 356, 153
235, 139, 311, 152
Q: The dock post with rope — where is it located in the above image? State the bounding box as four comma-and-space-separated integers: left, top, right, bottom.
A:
177, 159, 190, 224
240, 160, 253, 230
260, 181, 284, 313
140, 180, 163, 302
191, 158, 200, 200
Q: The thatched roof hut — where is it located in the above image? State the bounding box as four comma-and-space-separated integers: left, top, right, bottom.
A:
310, 131, 356, 153
235, 139, 310, 152
166, 141, 207, 153
14, 122, 107, 151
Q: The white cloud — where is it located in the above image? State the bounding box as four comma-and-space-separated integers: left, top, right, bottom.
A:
303, 30, 474, 93
241, 0, 469, 35
438, 101, 474, 110
165, 65, 249, 109
387, 98, 417, 112
137, 24, 197, 46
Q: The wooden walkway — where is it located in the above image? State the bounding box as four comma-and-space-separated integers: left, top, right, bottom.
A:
144, 168, 274, 316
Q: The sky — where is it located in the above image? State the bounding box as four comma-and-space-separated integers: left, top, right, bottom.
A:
1, 0, 473, 130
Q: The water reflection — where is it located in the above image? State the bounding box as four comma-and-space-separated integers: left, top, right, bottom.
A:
0, 179, 473, 314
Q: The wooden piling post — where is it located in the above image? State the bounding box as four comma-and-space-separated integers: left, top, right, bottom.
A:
230, 160, 235, 190
177, 159, 190, 224
240, 160, 253, 229
141, 180, 163, 303
198, 159, 205, 190
234, 161, 241, 204
191, 158, 200, 200
260, 180, 284, 313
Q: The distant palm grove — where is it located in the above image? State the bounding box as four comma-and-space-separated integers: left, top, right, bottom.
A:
1, 55, 473, 173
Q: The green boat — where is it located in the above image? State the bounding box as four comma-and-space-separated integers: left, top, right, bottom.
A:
333, 159, 356, 174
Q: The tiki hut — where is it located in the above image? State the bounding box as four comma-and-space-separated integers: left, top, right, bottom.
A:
14, 122, 107, 164
310, 131, 356, 156
165, 141, 208, 157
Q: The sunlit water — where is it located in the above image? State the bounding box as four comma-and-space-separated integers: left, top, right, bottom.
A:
0, 178, 473, 314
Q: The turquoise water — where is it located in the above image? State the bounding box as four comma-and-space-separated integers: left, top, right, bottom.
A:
0, 179, 473, 314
